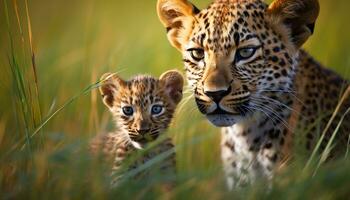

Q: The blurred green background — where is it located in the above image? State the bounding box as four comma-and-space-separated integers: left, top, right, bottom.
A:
0, 0, 349, 199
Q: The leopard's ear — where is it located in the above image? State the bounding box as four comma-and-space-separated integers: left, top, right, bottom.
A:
99, 73, 125, 109
267, 0, 320, 48
160, 70, 184, 105
157, 0, 200, 51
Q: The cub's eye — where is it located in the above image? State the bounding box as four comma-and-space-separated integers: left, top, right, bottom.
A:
151, 105, 163, 115
122, 106, 134, 116
235, 47, 258, 62
188, 48, 205, 61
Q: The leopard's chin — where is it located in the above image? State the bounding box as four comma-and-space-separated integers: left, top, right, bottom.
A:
206, 114, 243, 127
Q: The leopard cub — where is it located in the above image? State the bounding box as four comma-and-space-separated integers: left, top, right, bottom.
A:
90, 70, 184, 184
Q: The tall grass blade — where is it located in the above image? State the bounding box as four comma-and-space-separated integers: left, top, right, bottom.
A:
4, 0, 33, 156
313, 107, 350, 176
304, 86, 350, 171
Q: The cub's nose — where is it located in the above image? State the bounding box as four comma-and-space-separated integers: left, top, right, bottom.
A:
136, 129, 151, 135
204, 87, 231, 103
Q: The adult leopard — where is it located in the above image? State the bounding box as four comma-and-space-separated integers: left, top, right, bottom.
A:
157, 0, 350, 188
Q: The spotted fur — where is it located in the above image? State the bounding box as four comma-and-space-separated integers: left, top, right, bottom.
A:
90, 70, 184, 185
157, 0, 350, 188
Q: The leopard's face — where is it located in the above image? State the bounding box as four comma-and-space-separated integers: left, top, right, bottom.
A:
183, 1, 296, 127
112, 77, 174, 143
99, 71, 183, 146
158, 0, 319, 127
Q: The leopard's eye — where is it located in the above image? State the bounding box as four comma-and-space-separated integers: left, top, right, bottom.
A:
151, 105, 163, 115
188, 48, 205, 61
235, 47, 257, 62
122, 106, 134, 116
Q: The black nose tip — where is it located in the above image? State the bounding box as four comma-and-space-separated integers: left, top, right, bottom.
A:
204, 87, 231, 103
136, 129, 151, 135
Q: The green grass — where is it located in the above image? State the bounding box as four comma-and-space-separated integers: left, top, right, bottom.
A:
0, 0, 350, 199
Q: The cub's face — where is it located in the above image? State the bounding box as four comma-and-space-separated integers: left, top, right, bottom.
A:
99, 70, 183, 146
157, 0, 319, 126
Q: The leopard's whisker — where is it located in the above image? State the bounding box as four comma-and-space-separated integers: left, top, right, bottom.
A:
250, 95, 302, 117
247, 104, 280, 129
249, 102, 293, 133
257, 89, 305, 106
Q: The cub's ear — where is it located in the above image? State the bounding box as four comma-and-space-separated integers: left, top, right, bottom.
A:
160, 70, 184, 105
157, 0, 200, 50
267, 0, 320, 48
99, 73, 125, 109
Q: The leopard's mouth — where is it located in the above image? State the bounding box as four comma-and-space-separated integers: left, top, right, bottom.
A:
206, 108, 239, 127
205, 104, 250, 127
207, 108, 233, 115
195, 90, 252, 127
129, 131, 159, 144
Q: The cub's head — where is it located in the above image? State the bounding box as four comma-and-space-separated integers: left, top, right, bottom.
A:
157, 0, 319, 126
99, 70, 183, 146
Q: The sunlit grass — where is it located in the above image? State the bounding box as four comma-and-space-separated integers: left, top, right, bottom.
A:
0, 0, 349, 199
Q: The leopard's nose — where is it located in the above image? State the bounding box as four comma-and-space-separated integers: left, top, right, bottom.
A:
204, 87, 231, 103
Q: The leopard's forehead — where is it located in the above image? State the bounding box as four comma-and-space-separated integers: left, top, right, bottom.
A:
126, 75, 158, 96
190, 0, 268, 52
120, 76, 163, 105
